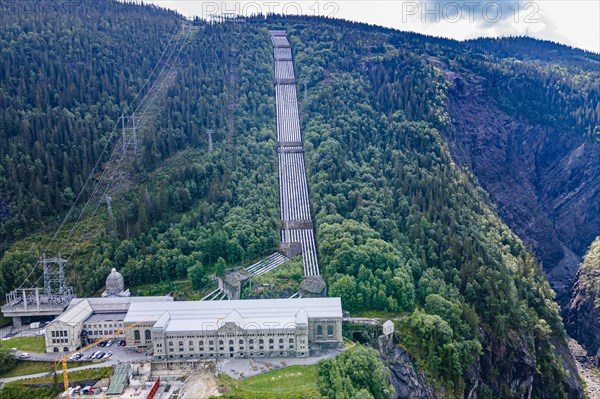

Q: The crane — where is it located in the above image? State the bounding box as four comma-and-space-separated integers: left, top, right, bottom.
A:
54, 320, 146, 399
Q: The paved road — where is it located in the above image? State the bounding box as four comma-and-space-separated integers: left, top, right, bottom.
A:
0, 360, 117, 384
1, 344, 149, 384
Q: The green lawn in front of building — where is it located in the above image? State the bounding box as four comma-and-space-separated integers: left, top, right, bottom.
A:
2, 336, 45, 353
218, 365, 322, 398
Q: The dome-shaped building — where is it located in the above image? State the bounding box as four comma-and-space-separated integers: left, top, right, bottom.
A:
102, 268, 130, 297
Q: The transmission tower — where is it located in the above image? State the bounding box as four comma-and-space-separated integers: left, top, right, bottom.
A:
42, 253, 69, 295
120, 113, 139, 155
207, 129, 214, 152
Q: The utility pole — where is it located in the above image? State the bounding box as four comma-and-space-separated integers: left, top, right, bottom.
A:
207, 129, 214, 152
105, 194, 115, 236
304, 79, 308, 103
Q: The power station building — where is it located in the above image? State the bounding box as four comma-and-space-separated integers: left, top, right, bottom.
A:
123, 297, 343, 368
45, 269, 343, 363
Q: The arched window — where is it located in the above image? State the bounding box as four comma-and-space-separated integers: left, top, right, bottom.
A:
258, 339, 264, 344
145, 330, 151, 340
134, 330, 141, 340
289, 338, 294, 344
168, 341, 173, 346
63, 347, 69, 352
327, 325, 334, 337
200, 340, 204, 346
269, 338, 273, 344
219, 340, 224, 345
179, 341, 184, 346
279, 338, 284, 344
229, 340, 234, 345
239, 339, 244, 345
53, 347, 59, 352
189, 340, 194, 346
249, 339, 254, 344
209, 340, 214, 346
316, 325, 323, 337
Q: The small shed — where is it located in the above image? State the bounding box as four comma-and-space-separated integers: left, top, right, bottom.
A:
383, 320, 394, 337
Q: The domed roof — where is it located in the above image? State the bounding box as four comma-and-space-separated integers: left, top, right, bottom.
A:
105, 268, 125, 295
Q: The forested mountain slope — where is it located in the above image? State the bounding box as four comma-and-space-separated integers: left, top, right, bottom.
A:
445, 38, 600, 306
0, 0, 180, 247
0, 3, 597, 398
258, 16, 586, 397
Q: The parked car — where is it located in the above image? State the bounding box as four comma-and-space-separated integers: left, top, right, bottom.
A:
119, 340, 126, 346
93, 351, 104, 359
105, 339, 113, 347
19, 352, 30, 358
103, 351, 113, 359
98, 341, 106, 347
35, 329, 45, 336
86, 352, 95, 360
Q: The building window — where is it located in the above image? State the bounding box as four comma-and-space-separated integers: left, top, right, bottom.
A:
289, 338, 294, 344
134, 330, 141, 341
179, 341, 184, 347
327, 325, 334, 338
219, 340, 224, 346
249, 339, 254, 345
239, 339, 244, 345
209, 340, 214, 346
279, 338, 283, 344
269, 338, 274, 344
317, 325, 323, 337
145, 330, 151, 340
189, 340, 194, 346
53, 347, 59, 352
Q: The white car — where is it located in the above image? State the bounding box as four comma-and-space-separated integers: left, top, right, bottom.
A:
18, 352, 30, 358
35, 329, 45, 336
103, 351, 113, 359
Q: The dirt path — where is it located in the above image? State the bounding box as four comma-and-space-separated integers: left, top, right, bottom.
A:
569, 339, 600, 398
178, 371, 219, 399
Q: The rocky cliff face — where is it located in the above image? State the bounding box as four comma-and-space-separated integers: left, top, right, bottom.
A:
439, 63, 600, 307
566, 237, 600, 365
377, 335, 441, 399
378, 332, 584, 398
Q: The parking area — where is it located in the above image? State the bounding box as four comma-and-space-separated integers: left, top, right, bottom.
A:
12, 341, 149, 364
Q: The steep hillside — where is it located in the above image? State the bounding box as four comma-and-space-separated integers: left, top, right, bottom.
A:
567, 237, 600, 366
0, 0, 181, 248
258, 16, 585, 397
442, 38, 600, 306
0, 6, 595, 398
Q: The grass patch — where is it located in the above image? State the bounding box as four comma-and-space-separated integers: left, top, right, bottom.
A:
2, 336, 45, 353
0, 361, 94, 379
20, 366, 112, 385
218, 365, 321, 399
242, 257, 303, 299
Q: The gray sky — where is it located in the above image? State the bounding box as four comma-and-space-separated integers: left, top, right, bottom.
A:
138, 1, 599, 53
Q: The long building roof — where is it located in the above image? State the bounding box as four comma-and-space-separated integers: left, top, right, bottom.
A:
124, 298, 342, 332
52, 296, 173, 326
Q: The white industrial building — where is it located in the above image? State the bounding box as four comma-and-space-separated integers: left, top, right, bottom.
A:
123, 297, 343, 368
45, 269, 343, 363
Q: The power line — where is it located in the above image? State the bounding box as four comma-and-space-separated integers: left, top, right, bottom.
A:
14, 19, 189, 290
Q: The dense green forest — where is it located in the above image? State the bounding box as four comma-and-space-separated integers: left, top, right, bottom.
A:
0, 1, 183, 246
1, 3, 598, 398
